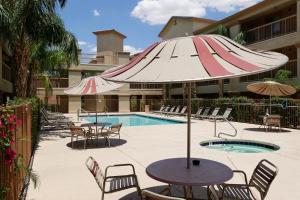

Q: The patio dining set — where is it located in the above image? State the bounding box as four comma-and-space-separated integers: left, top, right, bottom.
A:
86, 156, 278, 200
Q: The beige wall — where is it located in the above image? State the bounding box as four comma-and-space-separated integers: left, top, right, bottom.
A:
68, 71, 81, 86
118, 95, 130, 112
96, 33, 123, 53
69, 96, 81, 113
161, 20, 193, 40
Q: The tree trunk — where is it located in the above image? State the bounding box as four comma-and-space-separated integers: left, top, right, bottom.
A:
15, 46, 30, 97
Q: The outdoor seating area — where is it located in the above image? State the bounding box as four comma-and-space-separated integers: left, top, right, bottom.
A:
26, 112, 300, 200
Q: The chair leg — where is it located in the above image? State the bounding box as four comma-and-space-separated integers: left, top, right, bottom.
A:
101, 191, 104, 200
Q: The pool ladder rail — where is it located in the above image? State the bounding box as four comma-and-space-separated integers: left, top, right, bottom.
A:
216, 117, 238, 139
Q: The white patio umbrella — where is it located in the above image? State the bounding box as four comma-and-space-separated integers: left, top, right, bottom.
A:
247, 81, 296, 114
64, 75, 123, 128
102, 34, 288, 168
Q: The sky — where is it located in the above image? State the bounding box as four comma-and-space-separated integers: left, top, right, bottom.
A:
57, 0, 261, 55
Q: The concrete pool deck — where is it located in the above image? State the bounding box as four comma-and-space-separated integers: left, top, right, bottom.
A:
27, 113, 300, 200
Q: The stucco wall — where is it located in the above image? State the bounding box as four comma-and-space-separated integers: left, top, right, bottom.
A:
96, 33, 123, 53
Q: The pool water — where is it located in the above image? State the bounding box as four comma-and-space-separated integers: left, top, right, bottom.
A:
82, 114, 184, 127
201, 140, 279, 153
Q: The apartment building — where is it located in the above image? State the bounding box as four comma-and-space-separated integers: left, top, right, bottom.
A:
0, 44, 13, 104
36, 29, 163, 113
160, 0, 300, 98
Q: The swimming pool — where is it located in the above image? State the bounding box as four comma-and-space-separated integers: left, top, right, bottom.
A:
81, 114, 184, 127
200, 140, 279, 153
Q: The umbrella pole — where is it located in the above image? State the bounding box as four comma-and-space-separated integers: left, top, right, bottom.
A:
187, 82, 191, 169
269, 95, 271, 115
96, 95, 98, 132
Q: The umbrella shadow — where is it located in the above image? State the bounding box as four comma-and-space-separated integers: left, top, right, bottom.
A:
119, 185, 208, 200
244, 127, 291, 133
66, 138, 127, 149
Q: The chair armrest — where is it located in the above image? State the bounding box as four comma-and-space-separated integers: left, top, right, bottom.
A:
104, 163, 136, 177
232, 170, 248, 184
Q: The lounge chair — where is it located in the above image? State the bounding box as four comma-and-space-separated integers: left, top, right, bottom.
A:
162, 106, 176, 115
41, 107, 66, 119
41, 111, 70, 129
155, 105, 170, 115
191, 107, 203, 118
208, 159, 278, 200
153, 105, 165, 114
211, 108, 232, 121
97, 123, 122, 147
165, 105, 181, 116
85, 156, 141, 200
142, 190, 184, 200
176, 106, 187, 116
207, 107, 220, 120
197, 107, 210, 119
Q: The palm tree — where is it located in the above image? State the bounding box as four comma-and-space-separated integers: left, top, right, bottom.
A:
216, 25, 246, 97
0, 0, 78, 97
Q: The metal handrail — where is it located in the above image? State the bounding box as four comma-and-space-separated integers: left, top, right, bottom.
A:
217, 117, 238, 138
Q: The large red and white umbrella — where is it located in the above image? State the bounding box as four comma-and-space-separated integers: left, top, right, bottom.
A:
102, 34, 288, 168
64, 75, 122, 95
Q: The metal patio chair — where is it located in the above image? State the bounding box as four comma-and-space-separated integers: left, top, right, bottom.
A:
85, 156, 141, 200
208, 159, 278, 200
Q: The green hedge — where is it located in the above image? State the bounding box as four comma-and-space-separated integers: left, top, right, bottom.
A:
164, 97, 300, 128
7, 98, 41, 151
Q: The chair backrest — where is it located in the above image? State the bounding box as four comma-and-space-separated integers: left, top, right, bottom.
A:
168, 106, 176, 113
180, 106, 187, 114
195, 107, 203, 116
142, 190, 184, 200
159, 105, 165, 111
163, 106, 170, 112
110, 123, 122, 133
211, 107, 220, 117
174, 106, 181, 113
249, 159, 278, 200
85, 157, 105, 191
223, 108, 232, 119
202, 107, 210, 116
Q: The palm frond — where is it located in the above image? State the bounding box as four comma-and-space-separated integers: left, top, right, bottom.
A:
233, 32, 246, 45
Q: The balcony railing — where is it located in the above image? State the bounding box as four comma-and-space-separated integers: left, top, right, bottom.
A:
130, 83, 163, 89
240, 59, 297, 82
35, 77, 69, 88
2, 63, 11, 82
246, 15, 297, 44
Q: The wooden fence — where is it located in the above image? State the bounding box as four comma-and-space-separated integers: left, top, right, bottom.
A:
0, 104, 32, 200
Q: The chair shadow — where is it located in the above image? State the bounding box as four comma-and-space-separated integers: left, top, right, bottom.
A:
119, 185, 208, 200
244, 127, 291, 133
66, 138, 127, 149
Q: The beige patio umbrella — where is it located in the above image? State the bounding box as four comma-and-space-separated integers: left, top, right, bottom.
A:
102, 34, 288, 168
64, 75, 123, 128
247, 81, 296, 114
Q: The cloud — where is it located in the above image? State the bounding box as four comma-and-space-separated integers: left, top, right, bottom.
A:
93, 9, 100, 16
78, 41, 87, 46
89, 46, 97, 53
131, 0, 260, 25
124, 45, 143, 55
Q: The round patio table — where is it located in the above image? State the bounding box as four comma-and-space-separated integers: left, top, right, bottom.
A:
80, 122, 112, 127
146, 158, 233, 199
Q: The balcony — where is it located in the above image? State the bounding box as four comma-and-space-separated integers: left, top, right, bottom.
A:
240, 59, 297, 82
35, 77, 69, 88
130, 83, 163, 89
2, 63, 11, 82
246, 15, 297, 44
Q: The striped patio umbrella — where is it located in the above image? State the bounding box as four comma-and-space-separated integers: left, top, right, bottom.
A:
102, 34, 288, 168
64, 75, 123, 127
247, 81, 296, 114
64, 75, 122, 95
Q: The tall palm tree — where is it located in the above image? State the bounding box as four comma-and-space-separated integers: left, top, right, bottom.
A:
0, 0, 78, 97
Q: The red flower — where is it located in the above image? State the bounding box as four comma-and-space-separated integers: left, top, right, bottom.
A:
16, 119, 22, 126
4, 147, 16, 165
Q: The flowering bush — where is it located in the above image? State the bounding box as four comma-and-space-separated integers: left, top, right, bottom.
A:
0, 109, 21, 166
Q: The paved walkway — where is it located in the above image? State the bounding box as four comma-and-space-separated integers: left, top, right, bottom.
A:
27, 113, 300, 200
